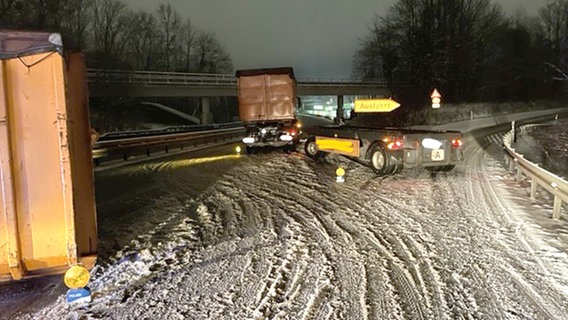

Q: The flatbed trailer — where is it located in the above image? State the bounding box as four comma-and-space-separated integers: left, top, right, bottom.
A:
303, 124, 464, 176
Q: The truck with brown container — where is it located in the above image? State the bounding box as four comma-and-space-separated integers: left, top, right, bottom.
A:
236, 67, 301, 153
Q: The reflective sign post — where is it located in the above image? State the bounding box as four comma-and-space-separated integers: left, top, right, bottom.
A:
431, 89, 441, 109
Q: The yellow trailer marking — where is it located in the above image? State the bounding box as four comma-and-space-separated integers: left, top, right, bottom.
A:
316, 137, 360, 157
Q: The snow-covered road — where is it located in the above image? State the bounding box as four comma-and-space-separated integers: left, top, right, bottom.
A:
2, 113, 568, 320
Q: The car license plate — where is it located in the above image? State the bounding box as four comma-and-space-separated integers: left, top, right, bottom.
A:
431, 149, 445, 161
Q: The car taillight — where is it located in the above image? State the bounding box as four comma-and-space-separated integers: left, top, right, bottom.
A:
451, 138, 463, 148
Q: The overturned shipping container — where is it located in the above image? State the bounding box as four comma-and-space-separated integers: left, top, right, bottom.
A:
0, 30, 97, 282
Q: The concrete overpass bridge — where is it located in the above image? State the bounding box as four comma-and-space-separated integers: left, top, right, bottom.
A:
86, 69, 392, 123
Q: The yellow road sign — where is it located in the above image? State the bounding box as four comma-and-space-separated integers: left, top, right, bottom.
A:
354, 98, 400, 113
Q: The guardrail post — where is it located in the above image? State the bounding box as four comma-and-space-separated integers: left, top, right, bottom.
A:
515, 155, 524, 181
530, 178, 537, 199
511, 121, 516, 142
553, 196, 562, 219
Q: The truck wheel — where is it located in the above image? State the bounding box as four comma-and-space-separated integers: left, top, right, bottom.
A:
304, 137, 327, 160
389, 156, 403, 174
367, 144, 391, 176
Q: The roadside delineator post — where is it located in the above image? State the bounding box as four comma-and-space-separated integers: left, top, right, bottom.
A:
64, 265, 92, 305
336, 167, 345, 183
431, 88, 441, 109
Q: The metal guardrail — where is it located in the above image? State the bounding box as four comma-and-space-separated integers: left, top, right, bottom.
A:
97, 122, 243, 141
503, 123, 568, 219
92, 127, 245, 164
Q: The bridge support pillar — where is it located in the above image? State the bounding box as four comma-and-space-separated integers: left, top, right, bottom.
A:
336, 95, 344, 124
201, 97, 211, 124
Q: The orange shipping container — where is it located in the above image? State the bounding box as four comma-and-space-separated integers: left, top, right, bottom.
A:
0, 30, 97, 282
236, 67, 297, 122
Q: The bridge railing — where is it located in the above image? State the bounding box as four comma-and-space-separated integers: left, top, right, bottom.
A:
87, 69, 237, 86
86, 69, 387, 87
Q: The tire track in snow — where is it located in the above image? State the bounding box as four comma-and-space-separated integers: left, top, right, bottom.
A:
502, 264, 562, 320
465, 137, 568, 317
204, 156, 344, 318
65, 133, 568, 320
443, 134, 566, 318
300, 163, 450, 319
295, 169, 433, 320
240, 156, 375, 319
341, 161, 502, 319
334, 182, 449, 319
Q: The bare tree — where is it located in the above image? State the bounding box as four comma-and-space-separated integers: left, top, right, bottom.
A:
179, 19, 196, 72
59, 0, 93, 50
353, 15, 399, 83
1, 0, 233, 75
194, 31, 232, 73
0, 0, 18, 27
91, 0, 129, 56
353, 0, 507, 103
156, 3, 182, 70
122, 10, 159, 70
539, 0, 568, 65
0, 0, 59, 29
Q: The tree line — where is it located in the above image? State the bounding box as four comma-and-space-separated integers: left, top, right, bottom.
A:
0, 0, 233, 73
353, 0, 568, 104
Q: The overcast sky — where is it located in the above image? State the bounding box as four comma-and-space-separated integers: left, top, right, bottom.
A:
123, 0, 547, 79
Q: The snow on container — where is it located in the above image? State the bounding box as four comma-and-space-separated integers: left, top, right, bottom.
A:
0, 30, 97, 282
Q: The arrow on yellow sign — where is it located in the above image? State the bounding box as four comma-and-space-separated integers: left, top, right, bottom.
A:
354, 98, 400, 113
